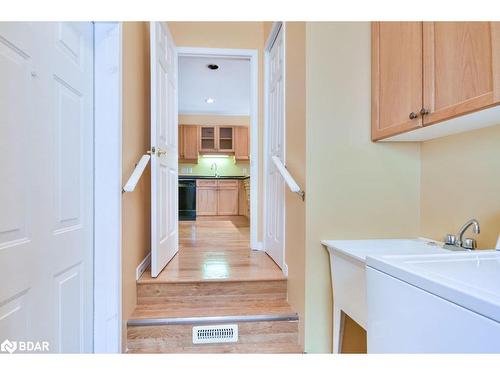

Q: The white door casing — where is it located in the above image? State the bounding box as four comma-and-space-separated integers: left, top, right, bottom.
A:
150, 22, 179, 277
264, 24, 285, 269
0, 22, 93, 352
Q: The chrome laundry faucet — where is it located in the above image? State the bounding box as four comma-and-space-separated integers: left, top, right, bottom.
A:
443, 218, 481, 251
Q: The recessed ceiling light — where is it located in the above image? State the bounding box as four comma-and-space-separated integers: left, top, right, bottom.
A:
205, 98, 215, 104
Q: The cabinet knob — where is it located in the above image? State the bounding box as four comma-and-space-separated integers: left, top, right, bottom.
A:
409, 112, 419, 120
420, 108, 429, 116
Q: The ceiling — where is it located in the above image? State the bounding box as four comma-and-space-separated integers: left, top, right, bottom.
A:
178, 56, 250, 116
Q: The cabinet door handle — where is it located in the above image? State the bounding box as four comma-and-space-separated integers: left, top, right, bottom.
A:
409, 112, 419, 120
420, 108, 429, 116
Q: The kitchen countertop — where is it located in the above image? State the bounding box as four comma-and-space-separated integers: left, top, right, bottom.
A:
179, 175, 250, 180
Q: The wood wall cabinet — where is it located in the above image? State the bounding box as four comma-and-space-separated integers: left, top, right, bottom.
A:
199, 126, 235, 153
372, 22, 500, 141
372, 22, 423, 140
178, 125, 198, 162
196, 179, 239, 216
234, 126, 249, 160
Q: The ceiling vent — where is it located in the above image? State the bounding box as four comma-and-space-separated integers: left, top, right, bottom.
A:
192, 324, 238, 344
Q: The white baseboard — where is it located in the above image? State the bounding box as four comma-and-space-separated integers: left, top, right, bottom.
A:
251, 241, 264, 251
282, 262, 289, 277
136, 252, 151, 280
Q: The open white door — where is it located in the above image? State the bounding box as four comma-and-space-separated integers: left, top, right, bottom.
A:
264, 23, 285, 269
150, 22, 179, 277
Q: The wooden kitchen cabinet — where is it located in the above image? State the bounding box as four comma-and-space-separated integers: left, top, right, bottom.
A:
422, 22, 500, 126
195, 179, 239, 216
372, 22, 500, 141
218, 127, 234, 152
198, 126, 235, 153
234, 126, 249, 160
199, 126, 216, 152
182, 125, 198, 161
178, 125, 184, 159
217, 180, 239, 215
371, 22, 423, 141
196, 180, 218, 216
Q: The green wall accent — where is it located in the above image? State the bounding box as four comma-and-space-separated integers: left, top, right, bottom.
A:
180, 156, 249, 177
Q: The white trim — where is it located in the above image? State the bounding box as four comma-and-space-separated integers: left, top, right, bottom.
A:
93, 21, 122, 354
136, 253, 151, 280
263, 22, 287, 272
177, 47, 260, 251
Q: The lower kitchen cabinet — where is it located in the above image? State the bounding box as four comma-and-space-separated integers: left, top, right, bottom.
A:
196, 180, 218, 216
196, 179, 240, 216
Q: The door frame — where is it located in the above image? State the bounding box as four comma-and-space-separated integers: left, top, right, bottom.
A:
177, 47, 260, 250
263, 21, 287, 274
93, 21, 123, 353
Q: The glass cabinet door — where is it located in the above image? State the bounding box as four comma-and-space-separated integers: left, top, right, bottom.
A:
200, 126, 216, 151
218, 126, 234, 151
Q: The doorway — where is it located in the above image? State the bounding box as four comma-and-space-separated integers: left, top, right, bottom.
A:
176, 47, 259, 251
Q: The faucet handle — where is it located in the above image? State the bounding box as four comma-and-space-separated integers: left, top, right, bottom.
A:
444, 234, 457, 245
462, 238, 477, 250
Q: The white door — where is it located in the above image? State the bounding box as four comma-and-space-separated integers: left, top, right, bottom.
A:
264, 24, 285, 269
150, 22, 179, 277
0, 22, 93, 353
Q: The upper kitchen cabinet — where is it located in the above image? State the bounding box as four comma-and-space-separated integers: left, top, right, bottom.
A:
218, 126, 234, 152
200, 126, 217, 152
234, 126, 249, 160
199, 125, 235, 153
181, 125, 199, 162
371, 22, 423, 141
372, 22, 500, 141
423, 22, 500, 126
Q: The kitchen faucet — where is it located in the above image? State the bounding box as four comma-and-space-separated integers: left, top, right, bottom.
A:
443, 218, 481, 251
211, 162, 219, 178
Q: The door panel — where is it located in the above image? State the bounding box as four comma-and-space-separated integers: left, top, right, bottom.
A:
423, 22, 499, 125
196, 188, 218, 216
371, 22, 423, 140
218, 187, 239, 216
183, 125, 198, 160
150, 22, 178, 277
0, 22, 93, 352
264, 25, 285, 269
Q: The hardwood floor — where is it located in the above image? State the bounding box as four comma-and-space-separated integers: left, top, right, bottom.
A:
128, 217, 302, 353
139, 216, 285, 283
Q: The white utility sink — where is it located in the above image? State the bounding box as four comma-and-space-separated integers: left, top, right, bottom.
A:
321, 238, 450, 353
366, 251, 500, 353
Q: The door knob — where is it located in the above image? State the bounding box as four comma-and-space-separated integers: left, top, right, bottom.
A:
409, 112, 419, 120
420, 108, 429, 116
156, 148, 167, 156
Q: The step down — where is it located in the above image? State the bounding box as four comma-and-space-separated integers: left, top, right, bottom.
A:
127, 299, 301, 353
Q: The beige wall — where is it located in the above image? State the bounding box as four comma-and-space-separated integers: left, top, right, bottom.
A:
421, 125, 500, 249
121, 22, 151, 351
304, 22, 421, 353
179, 114, 249, 126
283, 22, 307, 349
169, 22, 266, 242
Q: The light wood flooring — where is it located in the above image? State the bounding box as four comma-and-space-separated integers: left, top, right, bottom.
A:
128, 216, 302, 353
139, 216, 285, 283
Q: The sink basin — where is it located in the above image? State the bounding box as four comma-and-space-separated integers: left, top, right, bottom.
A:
367, 251, 500, 322
366, 251, 500, 353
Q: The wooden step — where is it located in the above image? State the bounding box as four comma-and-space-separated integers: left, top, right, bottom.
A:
137, 279, 288, 304
127, 299, 301, 353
